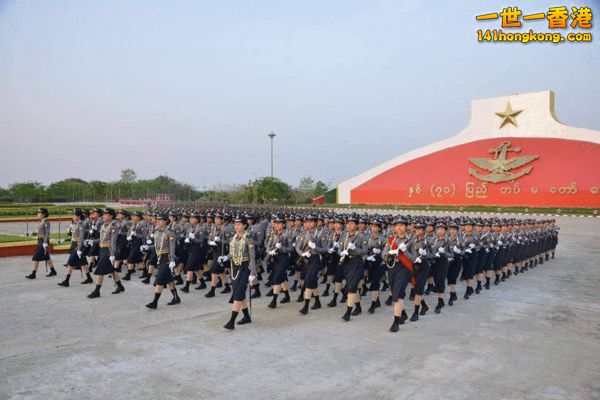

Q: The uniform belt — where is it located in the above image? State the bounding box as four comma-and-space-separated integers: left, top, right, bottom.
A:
232, 257, 250, 265
100, 244, 110, 248
72, 239, 79, 242
156, 250, 170, 255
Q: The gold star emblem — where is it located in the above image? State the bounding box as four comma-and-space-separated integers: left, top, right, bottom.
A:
495, 102, 523, 128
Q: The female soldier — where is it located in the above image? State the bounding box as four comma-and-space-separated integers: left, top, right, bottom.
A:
338, 215, 368, 321
381, 217, 413, 332
87, 208, 125, 298
446, 221, 463, 306
145, 213, 181, 309
295, 214, 326, 315
123, 211, 146, 280
180, 212, 208, 293
58, 209, 88, 287
265, 214, 293, 308
405, 221, 431, 321
365, 219, 385, 314
223, 216, 257, 330
26, 208, 56, 279
429, 222, 450, 314
205, 212, 231, 297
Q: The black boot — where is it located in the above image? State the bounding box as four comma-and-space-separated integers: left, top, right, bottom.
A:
368, 301, 378, 314
299, 299, 310, 315
26, 270, 37, 279
205, 286, 216, 298
146, 292, 161, 309
351, 302, 362, 316
340, 291, 348, 304
238, 308, 251, 325
224, 311, 238, 330
81, 273, 93, 284
311, 296, 322, 310
425, 283, 434, 295
220, 283, 231, 294
434, 298, 444, 314
514, 267, 520, 276
195, 279, 207, 290
475, 281, 482, 294
280, 290, 291, 304
181, 281, 191, 293
448, 292, 457, 306
361, 286, 369, 297
399, 310, 408, 324
296, 291, 305, 303
507, 269, 512, 278
167, 289, 181, 305
58, 274, 70, 287
327, 293, 338, 307
463, 286, 472, 299
389, 316, 400, 333
250, 285, 261, 298
410, 305, 420, 321
342, 306, 352, 321
122, 270, 133, 281
385, 295, 393, 306
46, 268, 57, 277
266, 288, 274, 297
268, 294, 278, 308
322, 284, 330, 297
409, 287, 415, 301
501, 272, 506, 282
112, 281, 125, 294
419, 300, 429, 316
87, 285, 101, 298
484, 277, 491, 290
174, 275, 184, 285
290, 280, 298, 292
142, 275, 151, 284
494, 275, 500, 285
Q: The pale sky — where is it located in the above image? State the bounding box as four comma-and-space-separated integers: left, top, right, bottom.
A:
1, 0, 599, 190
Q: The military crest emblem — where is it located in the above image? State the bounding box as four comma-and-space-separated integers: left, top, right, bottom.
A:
468, 141, 539, 183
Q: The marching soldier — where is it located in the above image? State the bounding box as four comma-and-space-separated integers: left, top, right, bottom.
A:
338, 215, 368, 321
180, 212, 209, 293
404, 221, 432, 321
265, 214, 293, 308
365, 219, 385, 314
26, 207, 56, 279
429, 221, 450, 313
459, 220, 478, 299
123, 211, 146, 280
205, 212, 231, 297
447, 221, 462, 305
58, 209, 88, 287
295, 214, 326, 315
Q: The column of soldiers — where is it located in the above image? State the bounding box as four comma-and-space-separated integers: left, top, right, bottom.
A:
27, 207, 560, 332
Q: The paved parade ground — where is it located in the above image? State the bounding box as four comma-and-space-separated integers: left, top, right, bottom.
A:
1, 214, 599, 400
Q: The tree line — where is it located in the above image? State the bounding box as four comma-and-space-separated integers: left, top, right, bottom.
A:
0, 169, 330, 205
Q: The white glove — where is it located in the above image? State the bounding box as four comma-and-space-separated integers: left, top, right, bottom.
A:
221, 255, 229, 262
414, 256, 422, 264
275, 242, 281, 249
184, 238, 190, 243
366, 255, 376, 262
438, 247, 445, 254
169, 261, 176, 271
42, 243, 48, 249
146, 239, 152, 244
140, 245, 146, 252
348, 242, 356, 250
308, 241, 316, 249
77, 250, 82, 258
418, 248, 427, 256
435, 252, 440, 258
127, 236, 133, 241
109, 255, 115, 264
188, 232, 194, 239
208, 240, 217, 246
214, 236, 220, 242
399, 242, 407, 252
217, 256, 223, 263
372, 248, 381, 254
388, 249, 399, 255
268, 250, 276, 256
328, 248, 335, 254
453, 245, 461, 254
340, 250, 349, 257
150, 233, 154, 238
465, 248, 472, 254
469, 243, 476, 249
131, 231, 136, 237
485, 248, 490, 253
302, 251, 311, 258
333, 241, 339, 248
248, 274, 256, 283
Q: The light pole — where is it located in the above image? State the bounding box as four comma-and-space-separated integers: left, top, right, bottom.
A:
268, 131, 276, 178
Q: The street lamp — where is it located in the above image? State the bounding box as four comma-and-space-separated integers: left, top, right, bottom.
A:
268, 131, 276, 178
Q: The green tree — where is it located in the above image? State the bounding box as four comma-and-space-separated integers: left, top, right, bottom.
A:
121, 168, 137, 183
9, 182, 45, 202
314, 180, 329, 196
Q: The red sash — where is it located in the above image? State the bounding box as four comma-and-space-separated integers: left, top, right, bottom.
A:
388, 235, 415, 285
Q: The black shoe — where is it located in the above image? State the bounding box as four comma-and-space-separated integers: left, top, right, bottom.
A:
299, 304, 309, 315
181, 285, 190, 293
142, 276, 151, 284
434, 299, 444, 314
368, 302, 377, 314
419, 302, 429, 316
223, 320, 235, 330
266, 288, 274, 297
410, 311, 419, 322
311, 298, 322, 310
484, 281, 490, 290
389, 322, 399, 333
448, 292, 457, 306
399, 310, 408, 324
251, 287, 261, 298
494, 276, 500, 285
174, 276, 184, 285
25, 271, 36, 279
351, 303, 362, 316
296, 293, 304, 303
87, 290, 100, 299
195, 280, 207, 290
475, 282, 482, 294
322, 288, 330, 297
268, 297, 277, 308
111, 284, 125, 294
146, 301, 157, 309
58, 279, 69, 287
205, 288, 216, 298
167, 296, 181, 305
425, 284, 434, 295
327, 298, 337, 307
122, 273, 132, 281
280, 293, 291, 304
238, 315, 251, 325
81, 277, 93, 284
507, 270, 512, 277
220, 286, 231, 294
290, 282, 298, 292
342, 309, 351, 321
361, 286, 369, 297
514, 268, 520, 276
385, 295, 393, 306
46, 269, 57, 277
464, 287, 472, 300
340, 293, 347, 303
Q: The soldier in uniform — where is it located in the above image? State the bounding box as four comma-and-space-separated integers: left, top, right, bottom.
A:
26, 207, 56, 279
86, 208, 125, 298
168, 211, 185, 285
145, 213, 181, 309
322, 216, 342, 298
265, 214, 293, 308
205, 212, 232, 297
429, 221, 450, 313
86, 208, 103, 272
295, 214, 326, 315
246, 214, 264, 299
114, 210, 132, 278
223, 216, 257, 330
338, 215, 368, 321
405, 221, 431, 321
459, 220, 478, 299
181, 212, 209, 293
365, 219, 385, 314
123, 211, 146, 280
58, 208, 88, 287
141, 213, 158, 284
